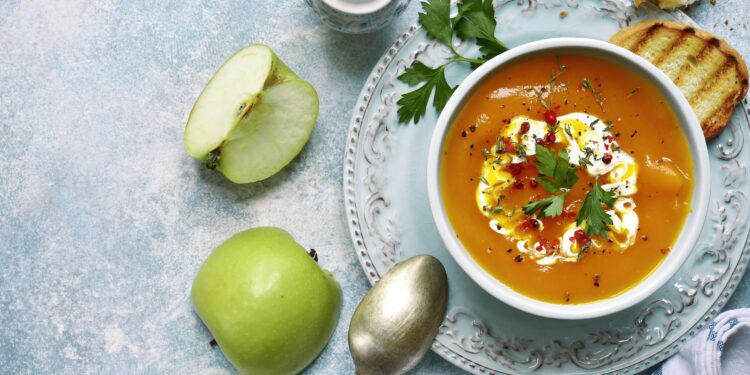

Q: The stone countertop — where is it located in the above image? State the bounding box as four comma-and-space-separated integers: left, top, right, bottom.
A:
1, 0, 747, 373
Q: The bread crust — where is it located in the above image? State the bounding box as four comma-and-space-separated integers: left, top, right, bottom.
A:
633, 0, 698, 11
610, 20, 749, 140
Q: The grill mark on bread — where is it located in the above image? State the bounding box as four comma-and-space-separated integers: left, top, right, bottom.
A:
698, 66, 742, 132
653, 28, 696, 68
672, 43, 713, 88
632, 24, 661, 54
691, 61, 732, 116
697, 64, 744, 139
654, 30, 704, 81
690, 59, 733, 105
644, 28, 681, 65
672, 45, 731, 111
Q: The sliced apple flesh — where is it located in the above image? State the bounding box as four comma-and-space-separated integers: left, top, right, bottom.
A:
184, 44, 319, 183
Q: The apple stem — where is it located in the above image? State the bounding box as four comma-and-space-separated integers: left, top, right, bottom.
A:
205, 149, 221, 170
308, 249, 318, 263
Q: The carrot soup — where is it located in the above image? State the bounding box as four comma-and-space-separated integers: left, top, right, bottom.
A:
440, 54, 694, 304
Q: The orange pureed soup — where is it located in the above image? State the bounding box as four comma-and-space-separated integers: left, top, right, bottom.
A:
441, 54, 694, 304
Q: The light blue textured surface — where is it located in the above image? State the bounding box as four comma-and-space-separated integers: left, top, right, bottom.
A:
0, 0, 747, 374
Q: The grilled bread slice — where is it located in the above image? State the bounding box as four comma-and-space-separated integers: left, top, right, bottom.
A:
610, 20, 748, 140
633, 0, 697, 10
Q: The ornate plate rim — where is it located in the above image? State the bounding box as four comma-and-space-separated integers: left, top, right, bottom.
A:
342, 2, 750, 374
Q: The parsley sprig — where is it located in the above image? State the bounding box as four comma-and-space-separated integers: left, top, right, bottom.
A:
522, 145, 617, 240
397, 0, 508, 124
523, 194, 565, 219
522, 144, 578, 218
533, 144, 579, 194
576, 180, 616, 238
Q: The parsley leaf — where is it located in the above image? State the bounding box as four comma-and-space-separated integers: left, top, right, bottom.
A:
534, 144, 557, 176
397, 64, 454, 123
523, 144, 579, 219
418, 0, 453, 47
577, 180, 616, 238
523, 194, 566, 219
476, 38, 508, 64
537, 177, 562, 195
534, 144, 579, 194
397, 0, 507, 124
453, 0, 507, 62
398, 61, 440, 85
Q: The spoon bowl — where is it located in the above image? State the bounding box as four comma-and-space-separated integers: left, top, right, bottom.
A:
348, 255, 448, 375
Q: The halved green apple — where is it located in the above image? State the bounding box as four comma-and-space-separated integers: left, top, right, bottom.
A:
184, 44, 318, 183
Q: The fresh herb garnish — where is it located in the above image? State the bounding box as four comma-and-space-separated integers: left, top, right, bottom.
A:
576, 180, 616, 238
397, 0, 507, 124
556, 55, 566, 72
522, 144, 579, 219
549, 72, 557, 92
482, 147, 491, 158
523, 194, 566, 218
513, 141, 527, 158
549, 120, 559, 135
495, 135, 506, 153
397, 63, 454, 123
534, 88, 551, 110
549, 56, 567, 92
417, 0, 452, 46
479, 175, 490, 186
578, 147, 595, 168
533, 144, 579, 194
491, 204, 515, 217
563, 123, 574, 138
577, 242, 592, 261
582, 78, 605, 111
626, 87, 640, 98
453, 0, 508, 62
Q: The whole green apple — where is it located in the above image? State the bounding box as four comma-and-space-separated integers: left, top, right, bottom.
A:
191, 227, 341, 374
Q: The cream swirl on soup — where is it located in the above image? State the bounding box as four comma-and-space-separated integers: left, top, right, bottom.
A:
476, 113, 639, 265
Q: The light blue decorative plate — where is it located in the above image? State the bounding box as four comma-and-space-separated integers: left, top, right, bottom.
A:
344, 1, 750, 373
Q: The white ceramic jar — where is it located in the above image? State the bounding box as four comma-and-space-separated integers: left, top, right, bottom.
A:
305, 0, 410, 34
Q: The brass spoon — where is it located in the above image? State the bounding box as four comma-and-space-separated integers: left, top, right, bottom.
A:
348, 255, 448, 375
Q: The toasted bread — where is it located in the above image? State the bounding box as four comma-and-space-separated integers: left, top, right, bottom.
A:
633, 0, 697, 10
610, 20, 748, 140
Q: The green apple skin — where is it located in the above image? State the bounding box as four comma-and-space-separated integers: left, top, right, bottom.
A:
191, 227, 341, 375
184, 44, 319, 184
